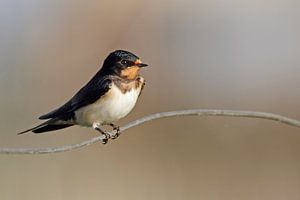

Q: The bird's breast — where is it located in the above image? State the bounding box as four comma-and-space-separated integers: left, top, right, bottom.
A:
74, 82, 142, 127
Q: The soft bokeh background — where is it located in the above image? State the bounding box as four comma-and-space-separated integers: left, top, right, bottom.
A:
0, 0, 300, 199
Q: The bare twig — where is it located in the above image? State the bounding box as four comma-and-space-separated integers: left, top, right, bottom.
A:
1, 109, 299, 155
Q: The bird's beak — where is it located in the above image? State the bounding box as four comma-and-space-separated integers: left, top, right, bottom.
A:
137, 63, 148, 67
135, 59, 148, 68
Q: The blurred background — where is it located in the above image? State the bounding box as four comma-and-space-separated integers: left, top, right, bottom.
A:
0, 0, 300, 199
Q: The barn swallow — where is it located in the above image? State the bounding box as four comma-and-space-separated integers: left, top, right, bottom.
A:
18, 50, 148, 144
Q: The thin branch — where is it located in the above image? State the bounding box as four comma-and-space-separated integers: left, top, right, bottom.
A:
1, 109, 300, 155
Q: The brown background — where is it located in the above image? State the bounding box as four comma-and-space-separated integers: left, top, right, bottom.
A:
0, 0, 300, 199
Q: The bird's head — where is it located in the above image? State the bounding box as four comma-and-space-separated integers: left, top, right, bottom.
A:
102, 50, 148, 80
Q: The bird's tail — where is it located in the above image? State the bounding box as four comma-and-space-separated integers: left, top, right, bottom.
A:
18, 118, 74, 135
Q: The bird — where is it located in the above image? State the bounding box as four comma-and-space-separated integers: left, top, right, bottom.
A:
18, 50, 148, 144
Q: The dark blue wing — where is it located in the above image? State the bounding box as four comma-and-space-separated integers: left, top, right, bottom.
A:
39, 75, 112, 120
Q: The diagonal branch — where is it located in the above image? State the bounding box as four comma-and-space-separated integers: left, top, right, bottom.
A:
1, 109, 300, 155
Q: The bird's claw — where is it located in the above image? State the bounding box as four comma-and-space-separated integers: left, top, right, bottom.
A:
94, 126, 111, 144
111, 131, 120, 140
100, 131, 111, 144
110, 124, 120, 140
94, 124, 121, 144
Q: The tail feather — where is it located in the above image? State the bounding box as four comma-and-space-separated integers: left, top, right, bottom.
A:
18, 119, 74, 135
32, 124, 73, 133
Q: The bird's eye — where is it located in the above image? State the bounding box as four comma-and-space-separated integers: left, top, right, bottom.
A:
121, 60, 129, 65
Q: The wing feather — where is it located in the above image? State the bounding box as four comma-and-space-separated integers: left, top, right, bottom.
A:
39, 75, 112, 120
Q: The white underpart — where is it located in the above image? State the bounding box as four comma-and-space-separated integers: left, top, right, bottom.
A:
74, 84, 141, 127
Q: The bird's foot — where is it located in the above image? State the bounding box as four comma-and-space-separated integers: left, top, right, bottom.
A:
109, 123, 120, 140
94, 126, 111, 144
111, 131, 120, 140
100, 131, 111, 144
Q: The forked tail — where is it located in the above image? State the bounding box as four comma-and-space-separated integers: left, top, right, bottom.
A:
18, 119, 74, 134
